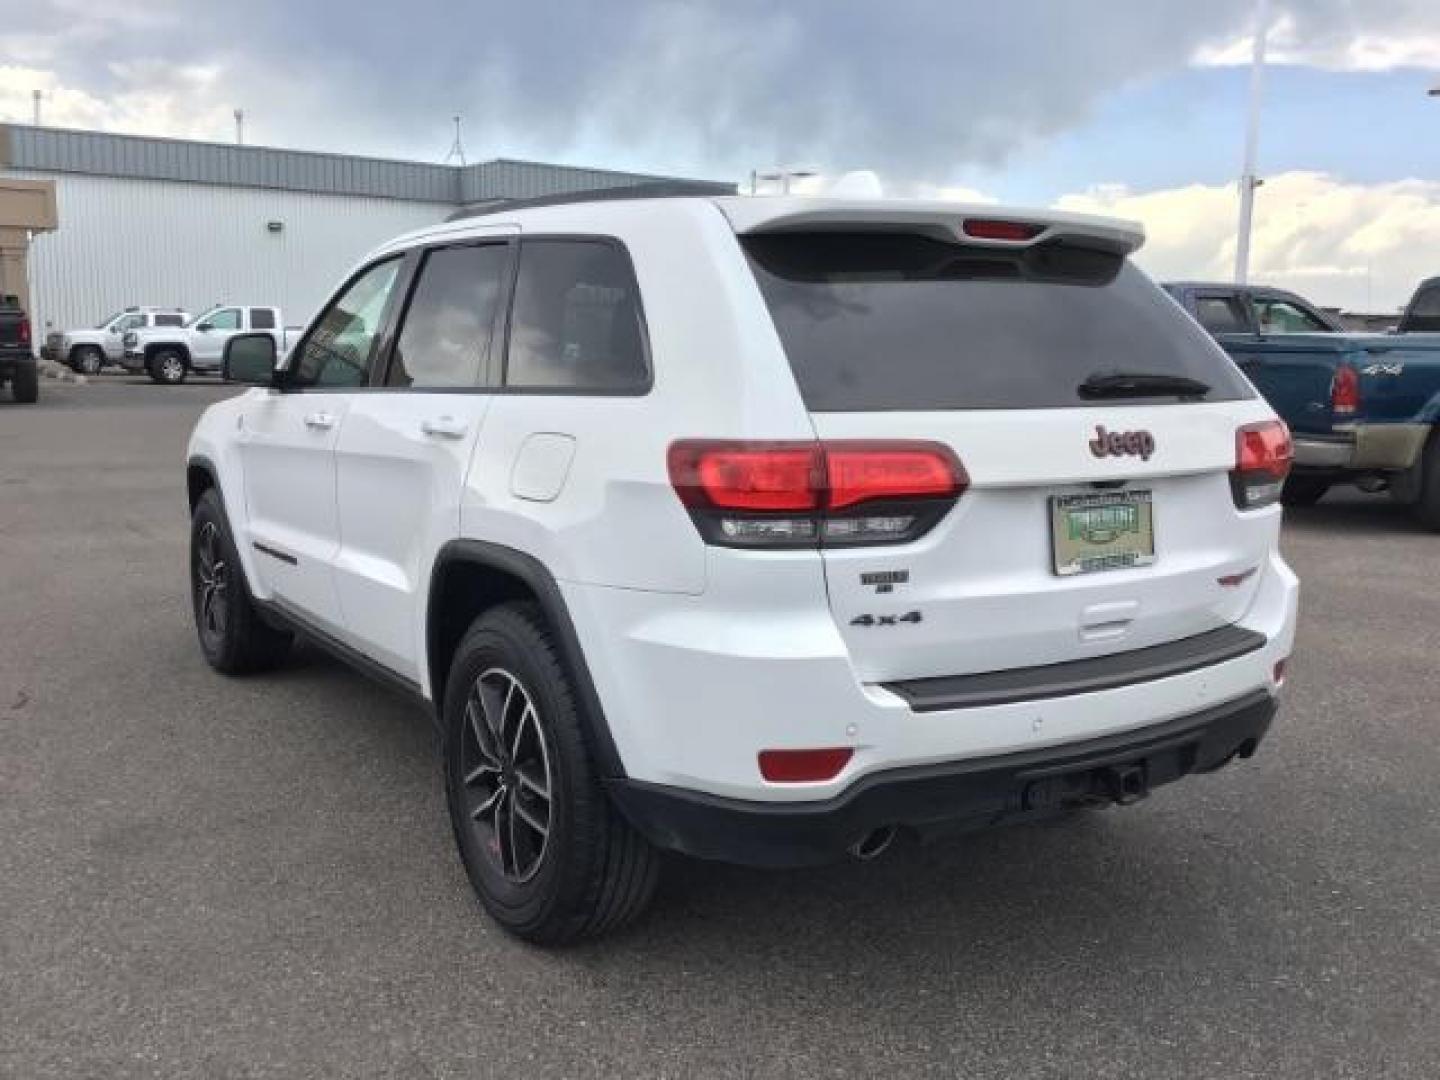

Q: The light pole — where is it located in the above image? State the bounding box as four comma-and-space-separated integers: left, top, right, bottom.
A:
1234, 0, 1271, 285
33, 89, 43, 126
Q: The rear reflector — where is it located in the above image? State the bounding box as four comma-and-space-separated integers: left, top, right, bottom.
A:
1331, 363, 1360, 416
1231, 420, 1292, 510
669, 439, 966, 548
961, 218, 1044, 242
759, 747, 853, 783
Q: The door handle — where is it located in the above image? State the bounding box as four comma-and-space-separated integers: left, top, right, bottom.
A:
421, 416, 468, 439
303, 411, 337, 430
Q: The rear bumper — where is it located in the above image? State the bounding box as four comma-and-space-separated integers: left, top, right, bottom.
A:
609, 689, 1276, 867
0, 349, 35, 375
1293, 423, 1429, 472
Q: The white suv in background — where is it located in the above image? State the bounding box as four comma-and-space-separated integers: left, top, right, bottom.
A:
185, 194, 1299, 943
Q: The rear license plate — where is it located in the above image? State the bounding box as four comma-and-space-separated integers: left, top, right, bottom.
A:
1050, 490, 1155, 576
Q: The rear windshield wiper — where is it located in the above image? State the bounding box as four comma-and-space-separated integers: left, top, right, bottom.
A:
1078, 371, 1212, 400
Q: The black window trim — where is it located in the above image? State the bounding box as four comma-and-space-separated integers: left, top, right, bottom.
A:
1249, 290, 1335, 335
375, 237, 518, 391
496, 233, 654, 398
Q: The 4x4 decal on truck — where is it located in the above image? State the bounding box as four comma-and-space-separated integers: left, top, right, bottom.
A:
849, 611, 923, 627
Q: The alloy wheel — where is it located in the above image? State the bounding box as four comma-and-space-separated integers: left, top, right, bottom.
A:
459, 668, 554, 883
194, 521, 229, 642
160, 354, 185, 382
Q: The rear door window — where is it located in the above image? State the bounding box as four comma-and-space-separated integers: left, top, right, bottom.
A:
1193, 295, 1252, 335
743, 232, 1252, 411
387, 243, 510, 388
250, 308, 277, 330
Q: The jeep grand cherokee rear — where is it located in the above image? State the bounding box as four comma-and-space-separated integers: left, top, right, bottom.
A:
598, 202, 1298, 868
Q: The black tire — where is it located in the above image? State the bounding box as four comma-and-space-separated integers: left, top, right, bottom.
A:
1281, 474, 1331, 508
10, 361, 38, 403
149, 349, 188, 385
1413, 434, 1440, 532
74, 346, 104, 376
190, 489, 292, 674
444, 602, 659, 944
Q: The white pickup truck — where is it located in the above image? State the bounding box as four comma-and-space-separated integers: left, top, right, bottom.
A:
45, 307, 190, 375
122, 305, 301, 384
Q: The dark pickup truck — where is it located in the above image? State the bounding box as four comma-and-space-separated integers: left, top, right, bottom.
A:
0, 296, 39, 404
1163, 281, 1440, 529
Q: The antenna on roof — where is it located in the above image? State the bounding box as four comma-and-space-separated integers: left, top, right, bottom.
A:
444, 116, 467, 166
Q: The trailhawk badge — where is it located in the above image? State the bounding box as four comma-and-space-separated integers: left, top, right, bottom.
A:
1088, 424, 1155, 461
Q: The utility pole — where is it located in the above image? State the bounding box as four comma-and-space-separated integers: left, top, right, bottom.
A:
1234, 0, 1270, 284
33, 89, 43, 126
234, 108, 245, 145
444, 116, 467, 166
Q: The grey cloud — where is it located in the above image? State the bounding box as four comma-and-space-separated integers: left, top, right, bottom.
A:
8, 0, 1440, 181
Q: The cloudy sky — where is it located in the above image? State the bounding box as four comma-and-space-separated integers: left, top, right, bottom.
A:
3, 0, 1440, 309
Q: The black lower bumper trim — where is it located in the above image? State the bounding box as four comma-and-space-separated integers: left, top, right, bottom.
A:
607, 690, 1276, 868
883, 625, 1266, 712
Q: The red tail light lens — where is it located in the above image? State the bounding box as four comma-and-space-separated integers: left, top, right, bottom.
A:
1330, 363, 1360, 416
1231, 420, 1292, 510
668, 439, 966, 548
961, 218, 1044, 242
759, 747, 853, 783
18, 317, 31, 346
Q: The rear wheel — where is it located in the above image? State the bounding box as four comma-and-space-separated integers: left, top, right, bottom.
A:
1281, 474, 1331, 507
10, 361, 38, 403
444, 602, 659, 944
149, 349, 187, 385
190, 489, 292, 674
73, 346, 104, 376
1412, 434, 1440, 532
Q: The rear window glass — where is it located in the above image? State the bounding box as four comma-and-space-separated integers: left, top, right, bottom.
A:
744, 232, 1253, 411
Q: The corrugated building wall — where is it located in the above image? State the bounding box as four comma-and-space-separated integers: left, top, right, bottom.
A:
0, 124, 732, 339
11, 170, 444, 335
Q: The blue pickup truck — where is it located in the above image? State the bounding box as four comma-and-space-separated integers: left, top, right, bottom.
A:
1163, 282, 1440, 529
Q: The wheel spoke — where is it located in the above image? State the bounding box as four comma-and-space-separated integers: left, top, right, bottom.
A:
463, 760, 499, 786
471, 784, 505, 823
514, 762, 549, 800
512, 795, 549, 839
466, 697, 501, 770
511, 704, 533, 761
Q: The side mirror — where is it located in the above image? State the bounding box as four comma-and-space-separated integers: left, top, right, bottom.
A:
223, 333, 278, 386
196, 322, 214, 332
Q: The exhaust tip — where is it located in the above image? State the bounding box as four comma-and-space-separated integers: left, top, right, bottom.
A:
849, 825, 898, 861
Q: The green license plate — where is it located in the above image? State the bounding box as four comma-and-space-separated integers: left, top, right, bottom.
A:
1050, 490, 1156, 577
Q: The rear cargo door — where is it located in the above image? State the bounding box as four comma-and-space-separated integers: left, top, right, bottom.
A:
743, 229, 1277, 684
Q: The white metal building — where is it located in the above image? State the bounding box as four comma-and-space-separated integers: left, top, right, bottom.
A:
0, 124, 731, 337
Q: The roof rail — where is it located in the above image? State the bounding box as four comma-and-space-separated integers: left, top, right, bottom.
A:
445, 179, 738, 223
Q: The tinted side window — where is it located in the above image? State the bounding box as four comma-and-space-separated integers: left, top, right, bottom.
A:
250, 308, 276, 330
1253, 298, 1329, 333
1406, 286, 1440, 331
155, 313, 184, 327
388, 244, 509, 388
1194, 296, 1251, 334
506, 240, 648, 392
208, 308, 242, 331
289, 259, 401, 388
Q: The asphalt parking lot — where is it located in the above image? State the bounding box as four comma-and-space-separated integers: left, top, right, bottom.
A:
3, 378, 1438, 1079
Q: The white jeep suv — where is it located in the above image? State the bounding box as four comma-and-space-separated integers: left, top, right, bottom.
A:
186, 194, 1299, 943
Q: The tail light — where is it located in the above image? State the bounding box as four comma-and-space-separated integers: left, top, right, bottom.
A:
668, 439, 966, 548
1330, 363, 1360, 416
18, 317, 31, 346
961, 218, 1045, 242
1231, 420, 1292, 510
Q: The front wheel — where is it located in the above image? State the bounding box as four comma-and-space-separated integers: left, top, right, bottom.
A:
74, 347, 104, 376
149, 349, 187, 385
444, 603, 659, 944
190, 489, 292, 674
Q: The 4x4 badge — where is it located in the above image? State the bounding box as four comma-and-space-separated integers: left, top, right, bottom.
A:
850, 611, 923, 628
1089, 424, 1155, 461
